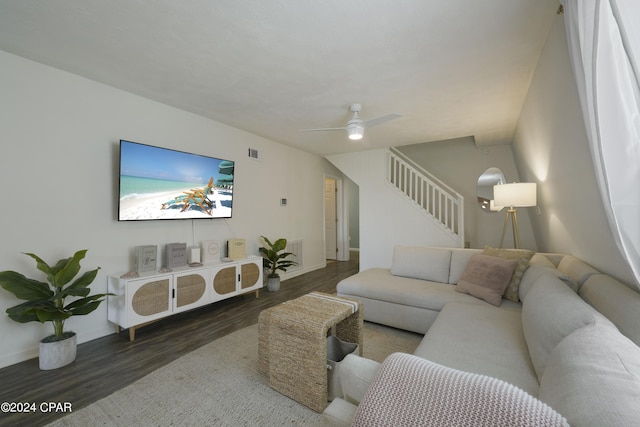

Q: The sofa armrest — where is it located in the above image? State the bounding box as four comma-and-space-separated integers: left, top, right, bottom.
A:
322, 398, 357, 427
338, 354, 381, 405
323, 355, 381, 426
352, 353, 568, 426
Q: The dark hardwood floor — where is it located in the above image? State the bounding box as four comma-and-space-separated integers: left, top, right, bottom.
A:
0, 253, 358, 426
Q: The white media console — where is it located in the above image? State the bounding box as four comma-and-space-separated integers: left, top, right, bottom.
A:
108, 256, 263, 340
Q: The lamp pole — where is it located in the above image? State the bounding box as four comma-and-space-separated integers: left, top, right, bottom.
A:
499, 207, 521, 249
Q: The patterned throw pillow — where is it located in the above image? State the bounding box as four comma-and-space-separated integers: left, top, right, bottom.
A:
482, 246, 535, 302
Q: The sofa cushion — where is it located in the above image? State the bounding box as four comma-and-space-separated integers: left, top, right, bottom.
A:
390, 246, 451, 283
538, 322, 640, 426
338, 268, 505, 313
455, 254, 518, 306
519, 265, 577, 301
338, 268, 519, 334
448, 248, 482, 284
323, 398, 356, 427
353, 353, 568, 427
556, 254, 598, 287
521, 273, 614, 381
579, 273, 640, 346
414, 302, 538, 395
338, 354, 381, 405
482, 246, 535, 302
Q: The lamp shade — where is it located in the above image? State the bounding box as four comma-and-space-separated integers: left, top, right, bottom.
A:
489, 199, 504, 212
493, 182, 536, 207
347, 123, 364, 140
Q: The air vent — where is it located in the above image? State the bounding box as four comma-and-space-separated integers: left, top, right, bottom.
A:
285, 239, 303, 272
248, 148, 259, 160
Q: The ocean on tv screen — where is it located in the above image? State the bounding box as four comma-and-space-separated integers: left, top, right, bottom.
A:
119, 176, 233, 220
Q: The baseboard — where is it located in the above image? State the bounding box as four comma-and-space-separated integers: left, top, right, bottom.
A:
280, 262, 326, 281
0, 346, 38, 370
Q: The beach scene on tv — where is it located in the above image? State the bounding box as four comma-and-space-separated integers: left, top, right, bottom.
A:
118, 141, 234, 220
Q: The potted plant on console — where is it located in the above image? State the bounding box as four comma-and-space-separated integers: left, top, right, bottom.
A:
259, 236, 298, 292
0, 249, 109, 370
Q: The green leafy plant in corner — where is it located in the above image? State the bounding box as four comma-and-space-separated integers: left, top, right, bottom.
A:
259, 236, 298, 278
0, 249, 110, 342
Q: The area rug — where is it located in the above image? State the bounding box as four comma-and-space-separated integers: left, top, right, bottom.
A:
47, 322, 422, 426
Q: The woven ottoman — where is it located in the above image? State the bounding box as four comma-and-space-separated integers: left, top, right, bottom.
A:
258, 292, 363, 412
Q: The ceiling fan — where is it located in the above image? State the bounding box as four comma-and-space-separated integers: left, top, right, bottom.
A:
299, 104, 401, 141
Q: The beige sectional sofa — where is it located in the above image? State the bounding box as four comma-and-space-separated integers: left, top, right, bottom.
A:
325, 246, 640, 426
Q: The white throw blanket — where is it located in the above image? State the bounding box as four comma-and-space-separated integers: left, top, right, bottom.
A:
352, 353, 569, 427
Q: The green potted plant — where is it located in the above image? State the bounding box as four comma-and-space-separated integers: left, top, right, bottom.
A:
0, 249, 109, 370
259, 236, 298, 292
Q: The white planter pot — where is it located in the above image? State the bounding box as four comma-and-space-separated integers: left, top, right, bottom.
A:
39, 332, 77, 370
266, 276, 280, 292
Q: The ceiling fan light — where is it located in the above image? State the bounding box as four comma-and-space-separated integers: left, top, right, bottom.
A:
347, 124, 364, 140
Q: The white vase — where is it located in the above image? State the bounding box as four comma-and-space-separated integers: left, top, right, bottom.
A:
266, 276, 280, 292
39, 332, 77, 370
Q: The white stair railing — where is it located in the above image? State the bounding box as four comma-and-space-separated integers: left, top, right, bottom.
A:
387, 148, 464, 246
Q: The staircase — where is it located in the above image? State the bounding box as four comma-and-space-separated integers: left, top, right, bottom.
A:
387, 148, 464, 246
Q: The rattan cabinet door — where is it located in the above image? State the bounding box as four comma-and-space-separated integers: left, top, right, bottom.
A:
127, 276, 172, 326
211, 264, 238, 302
239, 258, 263, 292
173, 269, 211, 313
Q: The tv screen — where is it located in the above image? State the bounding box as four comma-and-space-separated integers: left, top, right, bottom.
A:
118, 140, 234, 221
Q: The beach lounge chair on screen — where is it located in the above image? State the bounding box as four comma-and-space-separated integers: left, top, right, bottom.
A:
161, 177, 215, 215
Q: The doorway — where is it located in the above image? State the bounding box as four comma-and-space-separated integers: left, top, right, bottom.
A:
325, 177, 338, 260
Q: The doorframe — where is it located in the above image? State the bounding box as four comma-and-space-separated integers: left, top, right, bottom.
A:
324, 174, 349, 261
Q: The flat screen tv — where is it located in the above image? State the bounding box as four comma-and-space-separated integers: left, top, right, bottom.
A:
118, 140, 234, 221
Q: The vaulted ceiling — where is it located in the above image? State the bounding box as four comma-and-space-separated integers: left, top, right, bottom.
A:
0, 0, 560, 156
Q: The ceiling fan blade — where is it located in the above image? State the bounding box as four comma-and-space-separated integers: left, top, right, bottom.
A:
299, 127, 347, 132
363, 113, 402, 128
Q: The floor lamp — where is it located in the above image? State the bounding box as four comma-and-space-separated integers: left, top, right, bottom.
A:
493, 183, 537, 249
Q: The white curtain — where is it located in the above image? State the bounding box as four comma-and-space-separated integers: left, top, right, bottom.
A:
561, 0, 640, 289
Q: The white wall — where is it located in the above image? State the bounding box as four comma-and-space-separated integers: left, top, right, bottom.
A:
326, 149, 458, 270
396, 138, 537, 251
512, 16, 636, 285
0, 51, 326, 368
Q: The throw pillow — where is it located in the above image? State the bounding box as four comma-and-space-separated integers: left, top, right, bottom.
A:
482, 246, 535, 302
455, 254, 519, 306
529, 253, 556, 268
557, 255, 599, 287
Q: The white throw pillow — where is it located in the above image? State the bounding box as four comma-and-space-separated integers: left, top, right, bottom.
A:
557, 255, 598, 287
529, 253, 556, 268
